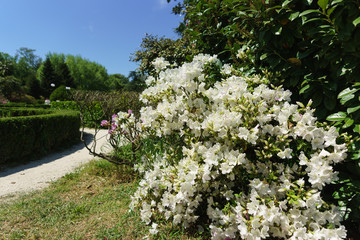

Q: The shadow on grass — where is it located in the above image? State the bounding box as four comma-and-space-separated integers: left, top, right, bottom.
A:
0, 131, 95, 177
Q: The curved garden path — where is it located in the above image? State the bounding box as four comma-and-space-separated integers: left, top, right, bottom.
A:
0, 129, 110, 198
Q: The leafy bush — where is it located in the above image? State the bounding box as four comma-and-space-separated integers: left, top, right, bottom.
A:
174, 0, 360, 121
325, 83, 360, 234
0, 109, 80, 164
51, 100, 79, 111
126, 55, 350, 239
10, 93, 37, 103
49, 85, 72, 101
0, 76, 22, 99
166, 1, 360, 235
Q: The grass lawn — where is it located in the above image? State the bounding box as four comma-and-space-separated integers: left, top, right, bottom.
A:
0, 160, 205, 240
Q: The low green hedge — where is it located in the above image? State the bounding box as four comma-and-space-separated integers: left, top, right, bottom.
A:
0, 109, 80, 164
0, 107, 52, 118
0, 102, 50, 109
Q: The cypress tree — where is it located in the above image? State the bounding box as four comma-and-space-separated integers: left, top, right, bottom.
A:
40, 57, 57, 97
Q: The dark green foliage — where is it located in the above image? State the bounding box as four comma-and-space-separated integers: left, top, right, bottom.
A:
40, 57, 57, 97
325, 83, 360, 234
25, 74, 42, 99
0, 76, 22, 99
173, 0, 360, 121
59, 62, 75, 88
49, 86, 73, 101
0, 109, 80, 164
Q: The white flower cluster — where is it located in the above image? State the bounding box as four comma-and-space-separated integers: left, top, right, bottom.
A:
130, 54, 348, 239
152, 57, 170, 73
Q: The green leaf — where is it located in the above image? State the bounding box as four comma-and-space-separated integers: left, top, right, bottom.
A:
338, 87, 359, 99
299, 84, 310, 94
348, 106, 360, 114
289, 12, 300, 21
303, 18, 325, 25
331, 0, 342, 4
327, 6, 336, 16
353, 17, 360, 27
317, 0, 329, 10
260, 53, 268, 60
343, 118, 355, 128
354, 124, 360, 133
326, 112, 347, 121
299, 9, 322, 17
340, 93, 355, 105
282, 0, 291, 7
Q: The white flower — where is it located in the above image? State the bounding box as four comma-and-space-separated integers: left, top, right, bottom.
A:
277, 148, 293, 159
149, 222, 159, 235
152, 57, 170, 72
129, 54, 347, 239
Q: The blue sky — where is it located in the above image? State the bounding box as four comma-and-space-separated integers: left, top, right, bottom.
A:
0, 0, 182, 75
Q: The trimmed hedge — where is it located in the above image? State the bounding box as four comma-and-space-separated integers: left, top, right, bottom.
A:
0, 107, 52, 118
0, 109, 80, 164
0, 102, 50, 109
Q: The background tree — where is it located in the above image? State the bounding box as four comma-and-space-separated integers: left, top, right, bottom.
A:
40, 57, 57, 97
58, 62, 75, 88
125, 70, 146, 92
0, 52, 16, 77
131, 34, 198, 75
65, 55, 109, 91
107, 73, 129, 91
25, 74, 41, 99
14, 47, 42, 84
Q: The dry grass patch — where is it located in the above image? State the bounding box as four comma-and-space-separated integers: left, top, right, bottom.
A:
0, 159, 207, 240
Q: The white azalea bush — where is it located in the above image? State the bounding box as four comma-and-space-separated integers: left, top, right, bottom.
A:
129, 54, 348, 239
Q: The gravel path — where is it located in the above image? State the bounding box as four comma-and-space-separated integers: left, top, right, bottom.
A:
0, 129, 110, 198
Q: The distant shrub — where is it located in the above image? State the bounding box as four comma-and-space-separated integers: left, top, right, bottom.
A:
10, 93, 37, 104
49, 85, 73, 101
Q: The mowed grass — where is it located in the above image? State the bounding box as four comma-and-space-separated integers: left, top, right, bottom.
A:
0, 159, 205, 240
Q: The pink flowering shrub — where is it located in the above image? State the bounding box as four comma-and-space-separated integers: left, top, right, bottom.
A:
128, 54, 348, 239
